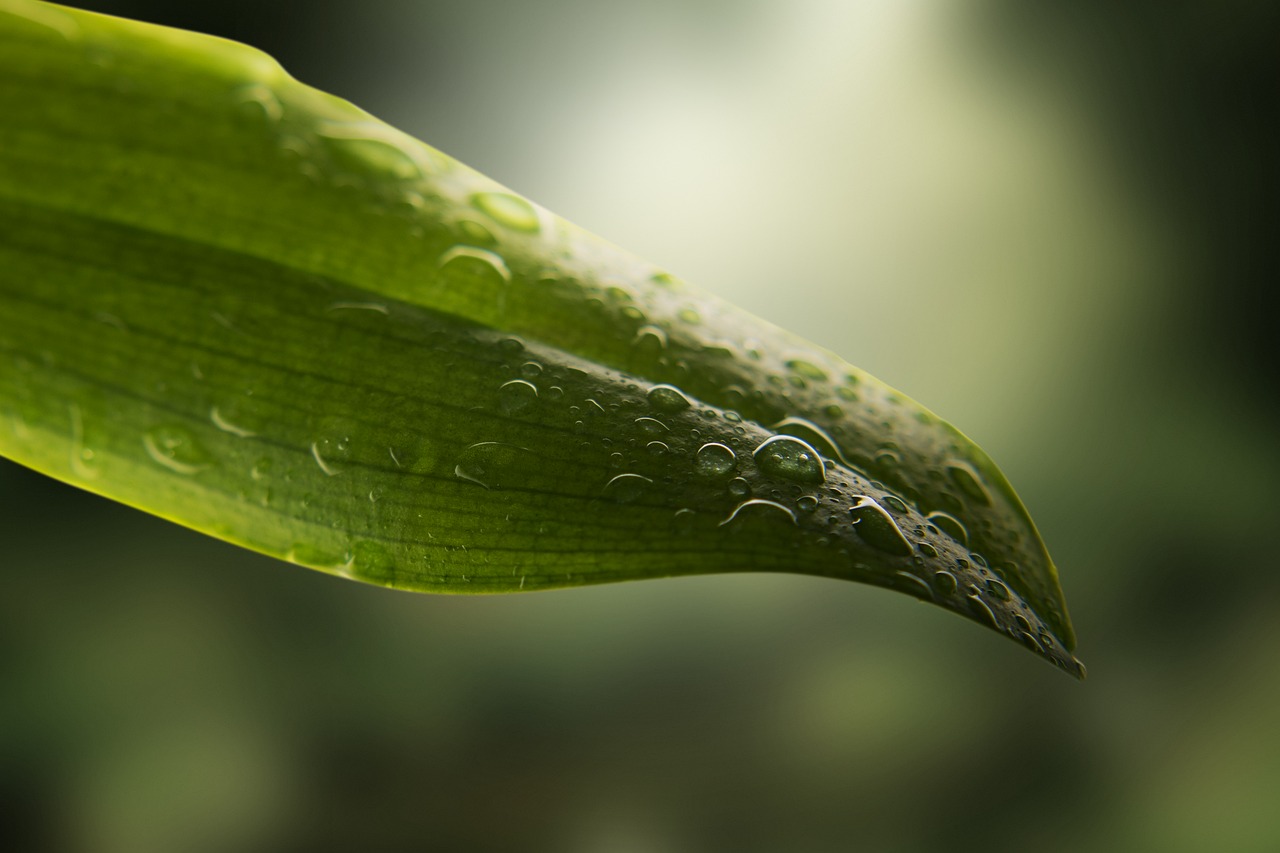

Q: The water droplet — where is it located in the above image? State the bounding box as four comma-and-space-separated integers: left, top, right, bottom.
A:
143, 424, 211, 475
986, 579, 1011, 601
836, 386, 859, 402
720, 499, 797, 527
917, 542, 938, 558
316, 120, 425, 181
694, 442, 736, 478
933, 570, 958, 595
632, 324, 669, 355
967, 595, 999, 627
646, 440, 669, 455
728, 477, 752, 499
604, 473, 651, 503
455, 218, 496, 246
785, 359, 828, 381
634, 416, 668, 435
455, 442, 535, 489
519, 361, 543, 380
677, 307, 702, 325
498, 379, 538, 413
471, 191, 540, 233
896, 571, 934, 600
796, 495, 819, 512
438, 245, 511, 287
926, 511, 968, 547
233, 83, 281, 122
210, 405, 256, 438
947, 461, 992, 506
753, 435, 825, 485
647, 384, 691, 413
848, 496, 912, 556
770, 417, 849, 466
881, 494, 909, 513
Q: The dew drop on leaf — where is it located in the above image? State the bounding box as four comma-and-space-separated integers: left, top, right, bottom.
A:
498, 379, 538, 414
647, 384, 691, 413
455, 441, 535, 490
604, 473, 651, 503
946, 460, 992, 506
143, 424, 211, 475
848, 496, 913, 556
470, 191, 540, 233
926, 511, 969, 547
694, 442, 736, 478
753, 435, 825, 485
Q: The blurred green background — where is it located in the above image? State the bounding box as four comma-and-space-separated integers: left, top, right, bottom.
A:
4, 1, 1278, 850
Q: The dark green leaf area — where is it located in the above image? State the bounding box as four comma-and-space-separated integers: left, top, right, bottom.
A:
0, 195, 1081, 677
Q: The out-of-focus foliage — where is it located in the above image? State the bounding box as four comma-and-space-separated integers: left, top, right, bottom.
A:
2, 1, 1277, 851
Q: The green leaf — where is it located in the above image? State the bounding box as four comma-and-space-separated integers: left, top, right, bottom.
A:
0, 0, 1082, 676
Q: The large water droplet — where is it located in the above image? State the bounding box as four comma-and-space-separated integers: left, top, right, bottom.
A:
770, 417, 849, 466
754, 435, 825, 485
143, 424, 211, 475
647, 384, 691, 413
848, 496, 912, 556
946, 460, 992, 506
316, 120, 425, 181
233, 83, 282, 123
454, 442, 535, 490
785, 359, 828, 381
438, 245, 511, 288
720, 498, 797, 527
471, 192, 540, 233
926, 511, 969, 547
498, 379, 538, 414
695, 442, 736, 478
634, 417, 668, 436
604, 473, 651, 503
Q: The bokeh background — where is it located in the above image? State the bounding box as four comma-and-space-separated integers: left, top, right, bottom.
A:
4, 1, 1278, 850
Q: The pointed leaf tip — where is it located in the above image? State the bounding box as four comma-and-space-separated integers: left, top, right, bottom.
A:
0, 1, 1079, 674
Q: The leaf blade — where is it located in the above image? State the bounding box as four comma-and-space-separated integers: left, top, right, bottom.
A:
0, 0, 1081, 675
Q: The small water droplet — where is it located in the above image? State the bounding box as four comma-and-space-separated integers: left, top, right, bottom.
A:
233, 83, 282, 122
632, 324, 668, 353
498, 379, 538, 413
947, 460, 992, 506
455, 441, 535, 489
646, 440, 669, 455
677, 307, 702, 325
917, 542, 938, 558
770, 417, 849, 466
634, 416, 668, 435
785, 359, 828, 381
695, 442, 736, 478
316, 120, 426, 181
933, 570, 958, 595
647, 384, 691, 413
471, 191, 540, 233
881, 494, 909, 513
753, 435, 825, 485
848, 496, 913, 556
720, 498, 797, 527
438, 245, 511, 286
604, 473, 651, 503
967, 595, 999, 627
519, 361, 543, 380
985, 579, 1011, 601
926, 511, 968, 547
796, 495, 819, 512
210, 405, 256, 438
455, 218, 496, 246
728, 477, 752, 499
143, 424, 211, 475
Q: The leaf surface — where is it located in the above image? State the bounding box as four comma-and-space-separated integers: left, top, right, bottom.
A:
0, 0, 1082, 675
